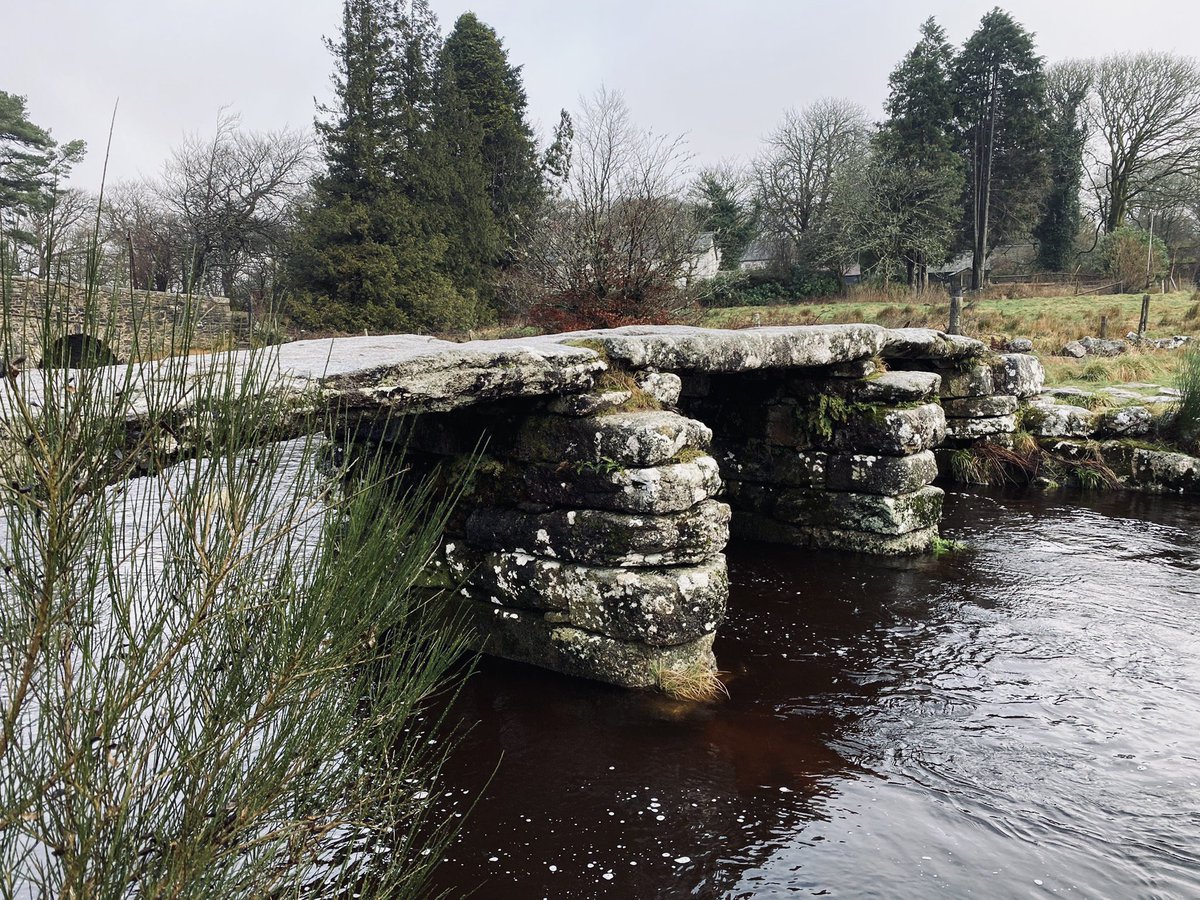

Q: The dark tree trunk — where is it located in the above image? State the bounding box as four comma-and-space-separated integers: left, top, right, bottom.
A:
971, 69, 998, 291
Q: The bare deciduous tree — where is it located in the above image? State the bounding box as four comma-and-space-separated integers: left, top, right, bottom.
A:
102, 180, 186, 292
1089, 51, 1200, 232
25, 187, 96, 280
518, 87, 697, 328
159, 110, 315, 299
752, 98, 870, 273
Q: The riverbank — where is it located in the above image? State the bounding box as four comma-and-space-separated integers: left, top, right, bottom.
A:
695, 289, 1200, 366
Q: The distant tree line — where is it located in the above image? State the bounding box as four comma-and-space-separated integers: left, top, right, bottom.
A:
613, 23, 1200, 307
1, 95, 316, 309
4, 4, 1200, 335
709, 10, 1200, 298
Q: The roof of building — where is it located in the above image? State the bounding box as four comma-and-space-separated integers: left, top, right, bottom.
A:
739, 237, 774, 264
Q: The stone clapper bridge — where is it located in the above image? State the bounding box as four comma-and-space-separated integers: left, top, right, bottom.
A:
29, 324, 1047, 696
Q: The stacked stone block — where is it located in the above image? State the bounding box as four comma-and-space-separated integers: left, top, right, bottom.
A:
938, 359, 1017, 443
684, 364, 947, 556
407, 394, 730, 692
930, 352, 1044, 448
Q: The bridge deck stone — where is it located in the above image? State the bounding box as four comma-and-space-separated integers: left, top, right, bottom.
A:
1, 324, 988, 427
556, 323, 887, 371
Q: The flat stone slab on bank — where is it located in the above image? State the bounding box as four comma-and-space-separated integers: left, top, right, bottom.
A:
1024, 402, 1094, 438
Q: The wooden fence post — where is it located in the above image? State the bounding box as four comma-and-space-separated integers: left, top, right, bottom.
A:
1099, 315, 1108, 339
1139, 294, 1150, 336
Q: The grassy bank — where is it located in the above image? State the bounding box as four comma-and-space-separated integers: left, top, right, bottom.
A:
695, 290, 1199, 389
1039, 353, 1182, 390
698, 290, 1198, 346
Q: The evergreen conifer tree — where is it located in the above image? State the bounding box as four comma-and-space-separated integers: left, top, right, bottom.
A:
875, 17, 964, 290
0, 92, 85, 248
424, 55, 501, 306
692, 169, 756, 270
1033, 61, 1092, 271
289, 0, 484, 332
439, 13, 542, 258
952, 8, 1049, 289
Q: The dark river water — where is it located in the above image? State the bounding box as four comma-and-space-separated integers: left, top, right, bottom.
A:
427, 488, 1200, 899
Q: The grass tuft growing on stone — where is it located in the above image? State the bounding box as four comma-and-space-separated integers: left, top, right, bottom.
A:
932, 536, 967, 556
1012, 429, 1040, 456
598, 368, 662, 411
669, 447, 708, 465
1070, 461, 1119, 490
1072, 392, 1119, 411
1174, 348, 1200, 453
563, 337, 611, 364
950, 447, 989, 485
653, 658, 728, 703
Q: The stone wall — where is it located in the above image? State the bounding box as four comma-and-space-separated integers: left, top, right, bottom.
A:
924, 352, 1198, 496
1020, 390, 1200, 495
5, 277, 249, 362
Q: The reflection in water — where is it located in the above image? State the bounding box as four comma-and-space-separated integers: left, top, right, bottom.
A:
427, 488, 1200, 898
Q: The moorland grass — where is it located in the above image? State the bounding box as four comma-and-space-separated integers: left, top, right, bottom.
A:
698, 290, 1198, 350
1175, 348, 1200, 451
696, 290, 1200, 389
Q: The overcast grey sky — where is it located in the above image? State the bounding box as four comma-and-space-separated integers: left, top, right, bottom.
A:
4, 0, 1196, 191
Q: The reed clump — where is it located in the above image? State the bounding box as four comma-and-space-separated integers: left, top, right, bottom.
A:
949, 438, 1118, 490
653, 658, 728, 703
1174, 348, 1200, 453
